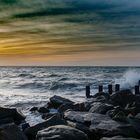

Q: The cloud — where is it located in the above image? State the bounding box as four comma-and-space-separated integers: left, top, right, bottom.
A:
0, 0, 140, 65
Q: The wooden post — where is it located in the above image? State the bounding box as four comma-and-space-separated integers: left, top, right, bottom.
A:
135, 85, 139, 95
99, 85, 103, 92
115, 84, 120, 92
138, 80, 140, 86
86, 85, 90, 98
108, 84, 113, 95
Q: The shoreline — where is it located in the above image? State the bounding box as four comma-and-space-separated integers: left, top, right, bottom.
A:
0, 86, 140, 140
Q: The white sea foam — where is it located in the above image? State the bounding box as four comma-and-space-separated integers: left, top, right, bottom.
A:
115, 69, 140, 89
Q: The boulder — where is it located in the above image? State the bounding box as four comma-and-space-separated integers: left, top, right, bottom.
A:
30, 107, 38, 112
90, 119, 138, 138
135, 113, 140, 120
101, 136, 139, 140
21, 123, 30, 131
42, 113, 58, 120
0, 117, 14, 125
64, 111, 111, 126
93, 92, 110, 100
89, 102, 113, 114
67, 121, 96, 140
24, 115, 67, 140
84, 95, 110, 111
127, 118, 140, 137
58, 102, 86, 113
110, 90, 140, 108
0, 107, 25, 124
36, 125, 89, 140
50, 95, 74, 108
38, 107, 49, 113
0, 123, 27, 140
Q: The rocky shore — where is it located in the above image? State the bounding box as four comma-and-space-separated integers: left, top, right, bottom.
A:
1, 89, 140, 140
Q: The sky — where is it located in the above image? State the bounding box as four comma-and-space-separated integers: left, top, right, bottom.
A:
0, 0, 140, 66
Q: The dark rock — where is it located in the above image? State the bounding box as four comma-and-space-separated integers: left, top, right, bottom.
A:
42, 113, 56, 120
0, 117, 14, 125
127, 118, 140, 137
84, 95, 110, 111
0, 107, 25, 124
58, 102, 86, 114
0, 123, 27, 140
90, 119, 139, 138
21, 123, 30, 131
107, 106, 128, 122
110, 90, 140, 108
42, 112, 61, 120
93, 92, 110, 100
107, 106, 126, 118
89, 102, 113, 114
64, 111, 111, 127
38, 107, 49, 113
67, 121, 96, 140
112, 111, 127, 122
135, 113, 140, 120
36, 125, 89, 140
125, 102, 140, 115
50, 95, 74, 108
30, 107, 38, 112
101, 136, 139, 140
24, 115, 67, 140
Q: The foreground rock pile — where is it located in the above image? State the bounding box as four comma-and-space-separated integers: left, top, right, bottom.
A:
1, 90, 140, 140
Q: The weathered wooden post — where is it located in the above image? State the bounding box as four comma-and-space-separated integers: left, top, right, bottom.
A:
86, 85, 90, 98
115, 84, 120, 92
108, 84, 113, 95
135, 85, 139, 95
99, 85, 103, 92
138, 80, 140, 86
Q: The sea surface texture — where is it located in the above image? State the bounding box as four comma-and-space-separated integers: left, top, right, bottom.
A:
0, 66, 140, 108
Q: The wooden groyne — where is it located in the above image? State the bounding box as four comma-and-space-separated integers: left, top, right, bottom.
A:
86, 84, 140, 98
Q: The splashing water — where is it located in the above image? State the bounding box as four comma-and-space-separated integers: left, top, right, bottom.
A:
115, 69, 140, 89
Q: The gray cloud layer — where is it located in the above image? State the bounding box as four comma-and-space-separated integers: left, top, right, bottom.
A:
0, 0, 140, 56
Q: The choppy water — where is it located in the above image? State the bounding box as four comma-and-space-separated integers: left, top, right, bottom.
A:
0, 66, 140, 109
0, 67, 140, 125
1, 66, 140, 125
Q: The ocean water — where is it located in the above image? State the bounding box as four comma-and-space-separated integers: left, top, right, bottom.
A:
0, 66, 140, 125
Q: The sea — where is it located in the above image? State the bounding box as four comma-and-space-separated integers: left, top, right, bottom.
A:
0, 66, 140, 125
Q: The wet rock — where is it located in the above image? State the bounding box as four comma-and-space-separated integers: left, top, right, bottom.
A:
125, 102, 140, 115
38, 107, 49, 113
0, 117, 14, 125
93, 92, 110, 100
127, 118, 140, 137
42, 113, 56, 120
110, 90, 138, 108
21, 123, 30, 131
24, 115, 67, 140
135, 113, 140, 120
0, 107, 25, 124
42, 112, 61, 120
112, 111, 127, 122
50, 95, 74, 108
89, 102, 113, 114
64, 111, 111, 127
36, 125, 89, 140
90, 119, 138, 138
58, 102, 86, 114
67, 121, 96, 140
0, 123, 27, 140
30, 107, 38, 112
101, 136, 139, 140
107, 106, 126, 117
